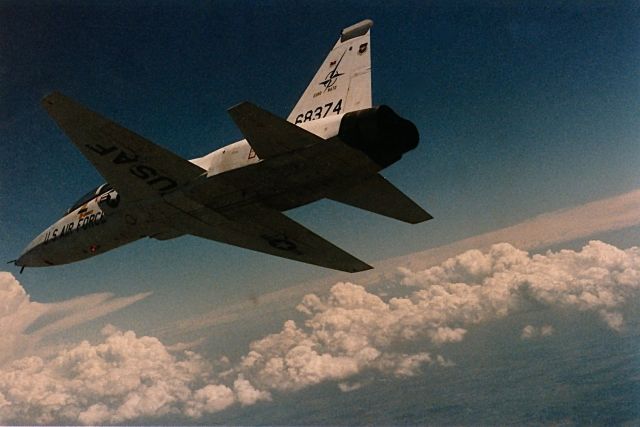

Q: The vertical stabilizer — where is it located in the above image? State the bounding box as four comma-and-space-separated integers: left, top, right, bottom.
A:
288, 19, 373, 124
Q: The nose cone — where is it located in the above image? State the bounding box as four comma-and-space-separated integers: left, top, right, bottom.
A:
16, 250, 34, 267
15, 238, 49, 268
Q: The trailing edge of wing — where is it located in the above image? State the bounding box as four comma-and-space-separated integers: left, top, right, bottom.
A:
180, 204, 372, 273
228, 102, 323, 159
327, 174, 433, 224
42, 92, 205, 201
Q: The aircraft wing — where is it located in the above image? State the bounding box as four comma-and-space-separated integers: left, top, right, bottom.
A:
42, 92, 205, 202
180, 204, 372, 273
327, 174, 433, 224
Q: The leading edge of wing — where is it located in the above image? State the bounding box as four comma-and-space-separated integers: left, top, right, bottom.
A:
42, 92, 205, 201
179, 204, 372, 273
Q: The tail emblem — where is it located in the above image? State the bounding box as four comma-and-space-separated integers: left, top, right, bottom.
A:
319, 50, 347, 91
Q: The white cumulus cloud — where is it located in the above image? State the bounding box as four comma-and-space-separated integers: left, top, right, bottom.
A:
0, 325, 269, 425
0, 272, 47, 365
1, 240, 639, 424
234, 280, 463, 394
235, 241, 639, 397
0, 272, 151, 365
400, 241, 640, 332
338, 381, 362, 392
521, 324, 554, 340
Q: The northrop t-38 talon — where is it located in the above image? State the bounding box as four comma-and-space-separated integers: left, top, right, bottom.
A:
15, 19, 432, 273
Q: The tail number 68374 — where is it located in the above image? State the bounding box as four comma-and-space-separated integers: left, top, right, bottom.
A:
294, 99, 343, 124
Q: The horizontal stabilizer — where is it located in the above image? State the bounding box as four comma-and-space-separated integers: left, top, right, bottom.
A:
328, 174, 432, 224
228, 102, 324, 159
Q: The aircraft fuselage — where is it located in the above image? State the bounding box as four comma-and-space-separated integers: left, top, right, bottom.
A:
16, 116, 349, 266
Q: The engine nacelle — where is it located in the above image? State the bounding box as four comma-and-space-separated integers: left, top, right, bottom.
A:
337, 105, 419, 168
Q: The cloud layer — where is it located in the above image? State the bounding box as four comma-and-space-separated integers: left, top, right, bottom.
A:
521, 324, 554, 340
0, 325, 270, 424
1, 240, 638, 424
399, 240, 639, 331
0, 272, 151, 366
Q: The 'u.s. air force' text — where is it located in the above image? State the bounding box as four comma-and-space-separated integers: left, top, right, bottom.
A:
43, 211, 106, 244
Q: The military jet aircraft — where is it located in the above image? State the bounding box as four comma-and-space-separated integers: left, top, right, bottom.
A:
14, 19, 431, 273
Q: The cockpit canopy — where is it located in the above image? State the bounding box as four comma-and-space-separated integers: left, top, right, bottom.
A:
66, 183, 113, 215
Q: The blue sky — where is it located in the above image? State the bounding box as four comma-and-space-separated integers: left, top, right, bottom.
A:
0, 2, 639, 424
2, 1, 638, 301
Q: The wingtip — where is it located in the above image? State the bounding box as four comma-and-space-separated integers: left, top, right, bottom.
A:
41, 91, 65, 107
227, 101, 253, 114
413, 211, 434, 224
348, 262, 374, 273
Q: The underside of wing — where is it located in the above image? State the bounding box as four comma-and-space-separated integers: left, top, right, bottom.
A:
177, 204, 372, 273
42, 92, 205, 202
327, 174, 433, 224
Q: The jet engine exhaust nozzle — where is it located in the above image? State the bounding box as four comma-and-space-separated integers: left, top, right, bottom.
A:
338, 105, 419, 168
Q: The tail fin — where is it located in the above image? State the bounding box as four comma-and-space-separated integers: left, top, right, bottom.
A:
287, 19, 373, 124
